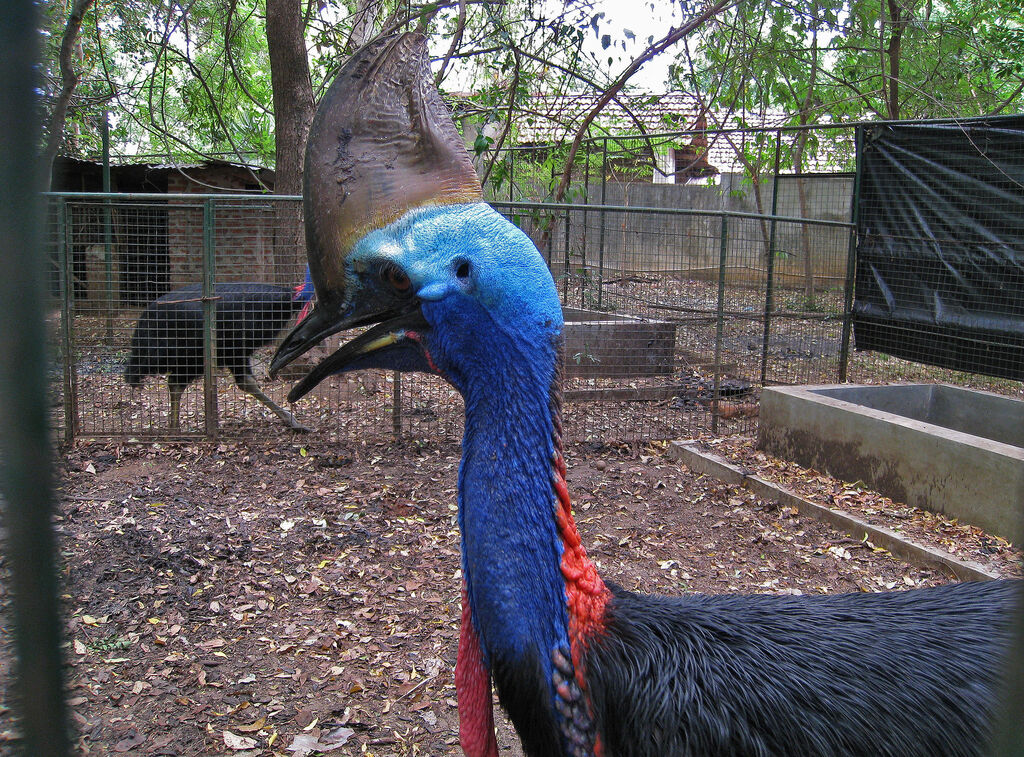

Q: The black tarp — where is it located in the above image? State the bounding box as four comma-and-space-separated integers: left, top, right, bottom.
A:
853, 116, 1024, 381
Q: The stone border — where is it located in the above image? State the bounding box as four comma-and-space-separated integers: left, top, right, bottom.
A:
668, 441, 1000, 582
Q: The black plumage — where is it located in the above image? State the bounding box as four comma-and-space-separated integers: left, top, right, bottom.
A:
124, 282, 311, 431
586, 580, 1016, 757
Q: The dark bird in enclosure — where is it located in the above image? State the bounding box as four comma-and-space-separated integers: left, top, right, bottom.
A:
125, 278, 314, 432
270, 34, 1021, 757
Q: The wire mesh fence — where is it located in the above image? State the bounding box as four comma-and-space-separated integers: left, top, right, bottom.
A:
47, 191, 853, 445
47, 119, 1024, 446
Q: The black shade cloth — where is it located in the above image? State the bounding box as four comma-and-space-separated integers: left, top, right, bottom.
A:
853, 116, 1024, 381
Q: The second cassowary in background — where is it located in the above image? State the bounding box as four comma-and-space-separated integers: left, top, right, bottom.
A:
125, 277, 313, 431
270, 34, 1020, 757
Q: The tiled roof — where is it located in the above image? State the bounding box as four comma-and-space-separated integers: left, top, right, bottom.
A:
500, 92, 850, 175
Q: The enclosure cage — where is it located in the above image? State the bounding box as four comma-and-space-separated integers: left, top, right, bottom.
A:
46, 119, 1024, 447
47, 189, 858, 446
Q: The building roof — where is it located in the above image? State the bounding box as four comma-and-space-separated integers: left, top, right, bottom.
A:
496, 92, 851, 175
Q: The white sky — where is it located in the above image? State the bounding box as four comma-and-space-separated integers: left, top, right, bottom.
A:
568, 0, 689, 91
435, 0, 690, 94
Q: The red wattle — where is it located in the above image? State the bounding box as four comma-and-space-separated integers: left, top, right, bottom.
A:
554, 451, 609, 756
456, 583, 498, 757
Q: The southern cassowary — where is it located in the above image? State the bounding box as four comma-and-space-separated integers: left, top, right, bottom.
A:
270, 34, 1020, 757
125, 278, 313, 431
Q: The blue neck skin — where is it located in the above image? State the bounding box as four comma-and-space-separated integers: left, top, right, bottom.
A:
396, 204, 572, 676
456, 321, 570, 672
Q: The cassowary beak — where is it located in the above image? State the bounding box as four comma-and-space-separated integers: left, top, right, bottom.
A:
269, 32, 481, 397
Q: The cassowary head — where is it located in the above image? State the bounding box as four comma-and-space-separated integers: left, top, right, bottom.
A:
271, 34, 562, 399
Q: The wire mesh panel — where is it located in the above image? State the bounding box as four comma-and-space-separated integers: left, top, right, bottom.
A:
47, 119, 1024, 446
850, 117, 1024, 385
48, 190, 856, 445
490, 192, 855, 442
48, 195, 312, 439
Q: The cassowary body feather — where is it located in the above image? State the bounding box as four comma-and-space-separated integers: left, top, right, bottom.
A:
125, 281, 311, 430
588, 580, 1014, 757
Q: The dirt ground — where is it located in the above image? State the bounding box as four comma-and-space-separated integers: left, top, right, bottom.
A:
1, 431, 1020, 756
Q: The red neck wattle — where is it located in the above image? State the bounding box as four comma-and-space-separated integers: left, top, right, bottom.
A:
553, 450, 610, 686
456, 582, 498, 757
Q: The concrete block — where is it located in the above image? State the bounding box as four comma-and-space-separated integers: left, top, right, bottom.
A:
759, 384, 1024, 544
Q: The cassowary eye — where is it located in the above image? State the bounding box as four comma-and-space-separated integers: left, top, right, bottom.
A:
456, 261, 471, 280
381, 263, 412, 293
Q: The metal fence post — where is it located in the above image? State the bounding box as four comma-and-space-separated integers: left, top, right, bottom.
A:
102, 112, 114, 343
58, 199, 79, 444
563, 206, 572, 301
713, 213, 729, 435
760, 130, 783, 386
202, 198, 219, 439
392, 371, 403, 439
838, 127, 864, 383
597, 138, 608, 309
0, 0, 72, 751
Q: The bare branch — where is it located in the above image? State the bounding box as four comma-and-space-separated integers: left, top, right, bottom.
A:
552, 0, 738, 203
434, 0, 468, 85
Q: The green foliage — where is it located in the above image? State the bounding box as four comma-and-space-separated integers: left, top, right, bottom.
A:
40, 0, 1023, 182
681, 0, 1024, 127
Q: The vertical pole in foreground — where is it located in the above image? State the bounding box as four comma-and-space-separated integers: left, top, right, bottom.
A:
992, 577, 1024, 756
0, 1, 72, 754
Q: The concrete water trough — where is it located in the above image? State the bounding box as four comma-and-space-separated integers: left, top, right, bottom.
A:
759, 384, 1024, 542
561, 307, 676, 379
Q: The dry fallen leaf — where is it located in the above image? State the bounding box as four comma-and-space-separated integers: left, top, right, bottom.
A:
286, 728, 353, 756
234, 717, 266, 734
113, 729, 145, 752
223, 730, 258, 750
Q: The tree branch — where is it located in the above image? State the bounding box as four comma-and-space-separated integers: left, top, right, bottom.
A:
43, 0, 97, 189
552, 0, 737, 203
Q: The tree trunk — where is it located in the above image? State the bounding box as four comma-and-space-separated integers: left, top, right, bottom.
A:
266, 0, 314, 280
266, 0, 313, 197
43, 0, 96, 191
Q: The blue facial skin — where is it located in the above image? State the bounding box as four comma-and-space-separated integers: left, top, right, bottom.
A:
344, 202, 574, 734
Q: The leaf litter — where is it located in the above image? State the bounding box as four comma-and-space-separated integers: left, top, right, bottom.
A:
0, 434, 1015, 755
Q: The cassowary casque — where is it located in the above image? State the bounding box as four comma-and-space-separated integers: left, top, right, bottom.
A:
271, 33, 1020, 757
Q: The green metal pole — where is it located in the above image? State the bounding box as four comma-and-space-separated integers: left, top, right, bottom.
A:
597, 138, 608, 309
202, 199, 219, 439
0, 0, 72, 753
579, 143, 590, 304
58, 200, 78, 444
838, 128, 864, 383
392, 371, 403, 439
102, 112, 114, 343
759, 129, 783, 386
563, 205, 571, 302
713, 214, 729, 436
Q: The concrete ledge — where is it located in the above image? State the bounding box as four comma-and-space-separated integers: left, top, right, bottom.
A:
668, 441, 1000, 582
758, 384, 1024, 543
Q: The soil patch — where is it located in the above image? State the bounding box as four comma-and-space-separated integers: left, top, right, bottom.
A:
1, 436, 1012, 756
